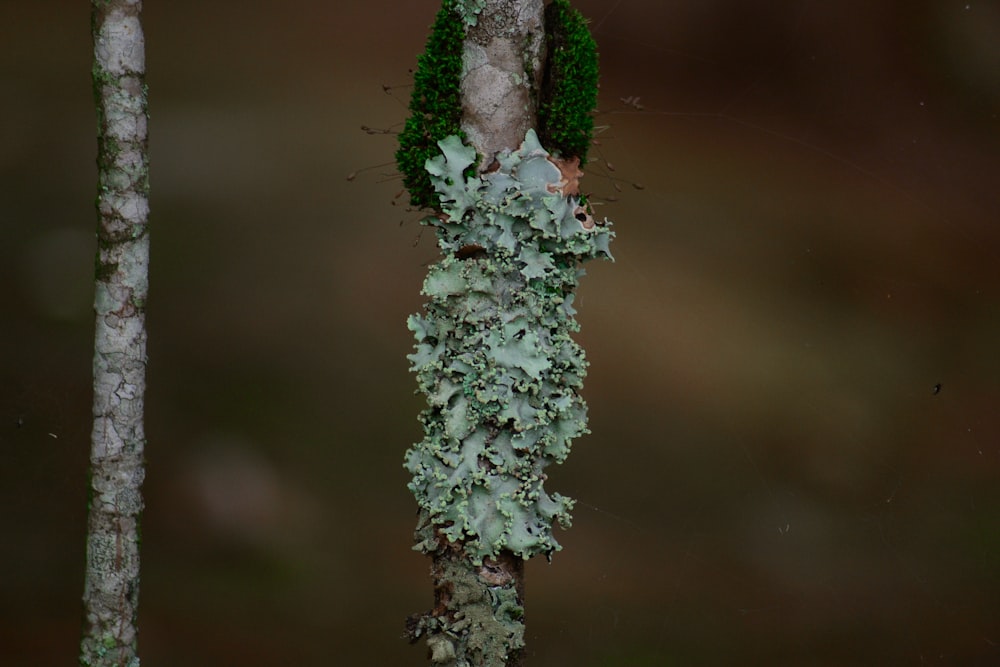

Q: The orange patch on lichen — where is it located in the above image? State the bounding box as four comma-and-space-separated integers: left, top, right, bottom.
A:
546, 156, 584, 197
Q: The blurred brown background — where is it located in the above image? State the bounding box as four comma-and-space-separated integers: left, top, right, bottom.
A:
2, 1, 998, 665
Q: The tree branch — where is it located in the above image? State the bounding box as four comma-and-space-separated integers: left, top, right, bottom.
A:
81, 1, 149, 665
402, 3, 610, 665
459, 0, 545, 168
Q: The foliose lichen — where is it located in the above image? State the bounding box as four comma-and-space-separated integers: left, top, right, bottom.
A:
538, 0, 599, 162
408, 524, 526, 666
396, 0, 469, 209
454, 0, 487, 27
405, 129, 613, 564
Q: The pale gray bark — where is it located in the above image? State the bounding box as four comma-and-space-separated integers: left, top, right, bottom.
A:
460, 0, 545, 169
81, 1, 149, 665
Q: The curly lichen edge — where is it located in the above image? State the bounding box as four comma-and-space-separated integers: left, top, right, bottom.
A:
405, 130, 613, 565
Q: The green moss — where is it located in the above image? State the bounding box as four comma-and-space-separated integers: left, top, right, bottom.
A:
538, 0, 599, 162
396, 0, 469, 209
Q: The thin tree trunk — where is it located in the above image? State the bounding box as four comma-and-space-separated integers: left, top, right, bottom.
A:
81, 1, 149, 665
417, 4, 544, 666
402, 1, 610, 665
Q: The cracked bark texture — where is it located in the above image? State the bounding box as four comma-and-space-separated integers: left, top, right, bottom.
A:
460, 0, 545, 170
81, 1, 149, 665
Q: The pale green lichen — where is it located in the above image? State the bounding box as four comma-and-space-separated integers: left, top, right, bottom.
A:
409, 516, 526, 666
405, 129, 613, 564
455, 0, 486, 26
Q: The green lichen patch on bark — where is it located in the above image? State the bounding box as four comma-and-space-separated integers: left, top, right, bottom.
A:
407, 515, 525, 667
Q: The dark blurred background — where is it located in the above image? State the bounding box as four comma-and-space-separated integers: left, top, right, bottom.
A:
2, 1, 998, 664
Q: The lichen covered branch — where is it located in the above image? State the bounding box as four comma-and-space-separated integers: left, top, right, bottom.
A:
400, 2, 608, 664
81, 1, 149, 665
